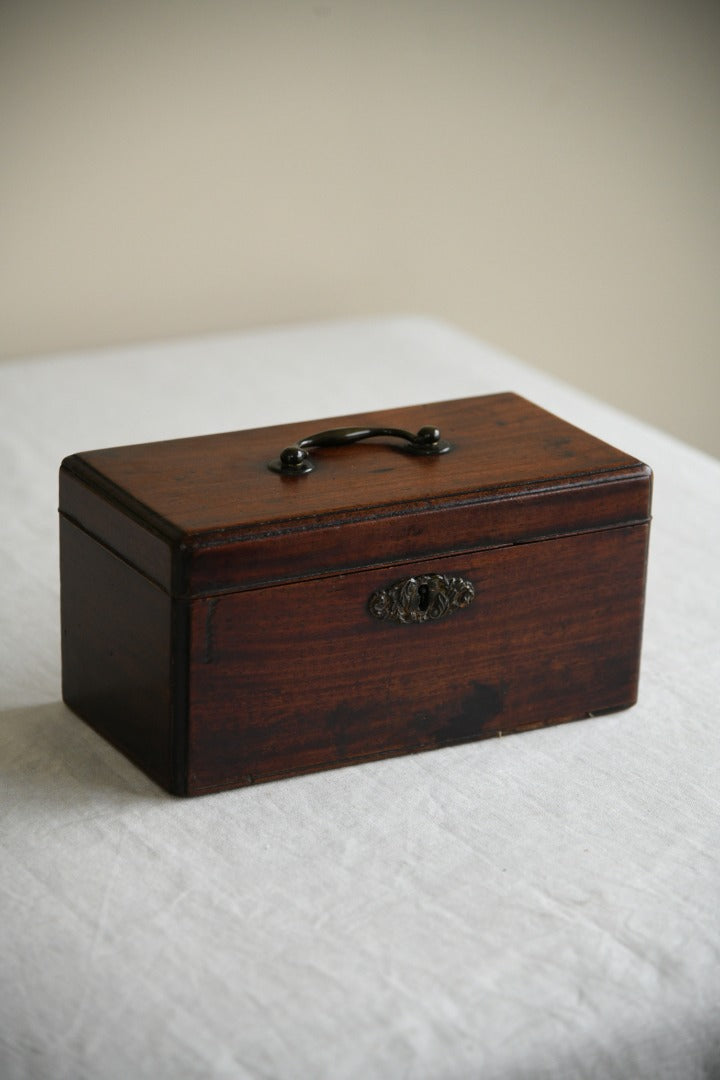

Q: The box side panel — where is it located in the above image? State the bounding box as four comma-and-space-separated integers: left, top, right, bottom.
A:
60, 466, 175, 591
60, 516, 176, 791
185, 523, 649, 795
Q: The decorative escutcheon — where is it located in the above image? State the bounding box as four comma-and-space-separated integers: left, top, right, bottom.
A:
369, 573, 475, 625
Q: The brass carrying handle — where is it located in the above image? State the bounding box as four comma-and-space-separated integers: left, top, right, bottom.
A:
268, 425, 452, 475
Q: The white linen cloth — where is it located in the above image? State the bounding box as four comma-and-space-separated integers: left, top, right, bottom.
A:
1, 317, 718, 1080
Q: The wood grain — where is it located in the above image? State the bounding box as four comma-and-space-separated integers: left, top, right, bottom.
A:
185, 524, 649, 795
60, 516, 177, 791
63, 393, 643, 532
59, 392, 652, 796
61, 393, 651, 593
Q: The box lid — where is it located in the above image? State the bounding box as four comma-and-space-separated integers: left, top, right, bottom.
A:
59, 393, 652, 598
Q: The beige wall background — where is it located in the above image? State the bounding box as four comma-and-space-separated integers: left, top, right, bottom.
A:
2, 0, 719, 457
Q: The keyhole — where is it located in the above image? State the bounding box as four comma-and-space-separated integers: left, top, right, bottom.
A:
417, 582, 430, 613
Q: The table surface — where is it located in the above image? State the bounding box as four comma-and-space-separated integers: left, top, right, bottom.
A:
1, 317, 718, 1080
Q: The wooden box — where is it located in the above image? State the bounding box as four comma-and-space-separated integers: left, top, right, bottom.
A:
59, 393, 652, 796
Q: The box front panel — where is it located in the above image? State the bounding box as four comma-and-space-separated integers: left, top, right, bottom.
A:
186, 524, 648, 795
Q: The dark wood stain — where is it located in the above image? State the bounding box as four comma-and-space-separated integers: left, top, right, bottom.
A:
184, 525, 649, 795
430, 681, 505, 743
60, 517, 174, 791
58, 393, 652, 796
201, 598, 218, 665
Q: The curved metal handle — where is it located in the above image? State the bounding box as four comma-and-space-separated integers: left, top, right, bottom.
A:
268, 424, 452, 475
